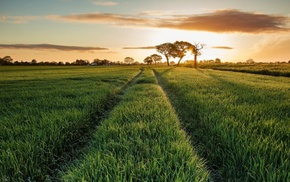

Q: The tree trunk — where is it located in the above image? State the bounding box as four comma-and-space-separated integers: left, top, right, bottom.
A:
177, 56, 184, 66
194, 54, 197, 68
166, 56, 169, 66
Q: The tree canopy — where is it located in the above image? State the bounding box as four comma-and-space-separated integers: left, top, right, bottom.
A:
143, 56, 153, 65
156, 43, 176, 66
172, 41, 193, 66
124, 57, 134, 64
150, 54, 162, 64
0, 56, 13, 65
155, 41, 204, 67
143, 54, 162, 65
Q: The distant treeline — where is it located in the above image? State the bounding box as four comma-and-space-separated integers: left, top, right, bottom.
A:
0, 56, 141, 66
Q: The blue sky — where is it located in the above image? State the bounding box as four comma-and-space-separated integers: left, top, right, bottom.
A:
0, 0, 290, 63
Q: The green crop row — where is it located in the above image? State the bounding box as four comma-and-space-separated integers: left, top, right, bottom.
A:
0, 66, 140, 181
154, 67, 290, 181
199, 63, 290, 77
60, 68, 210, 181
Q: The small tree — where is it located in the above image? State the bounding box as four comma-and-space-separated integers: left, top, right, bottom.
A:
156, 43, 175, 66
190, 43, 205, 68
93, 58, 110, 65
3, 56, 13, 63
143, 56, 153, 65
246, 59, 255, 64
215, 58, 221, 63
0, 56, 13, 65
75, 59, 89, 65
31, 59, 37, 64
173, 41, 193, 66
150, 54, 162, 64
124, 57, 134, 64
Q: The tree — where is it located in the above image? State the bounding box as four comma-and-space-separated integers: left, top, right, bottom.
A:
93, 58, 110, 65
190, 43, 205, 68
0, 56, 13, 65
173, 41, 193, 66
3, 56, 13, 63
156, 42, 175, 66
215, 58, 221, 63
31, 59, 37, 64
124, 57, 134, 64
246, 59, 255, 64
75, 59, 89, 65
58, 61, 64, 65
143, 56, 153, 65
150, 54, 162, 64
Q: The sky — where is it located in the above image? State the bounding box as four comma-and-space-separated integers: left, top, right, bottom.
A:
0, 0, 290, 63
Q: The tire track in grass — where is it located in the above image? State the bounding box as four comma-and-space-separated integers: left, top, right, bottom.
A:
60, 68, 210, 181
0, 67, 142, 182
49, 69, 143, 181
153, 68, 215, 180
153, 68, 290, 181
153, 68, 223, 180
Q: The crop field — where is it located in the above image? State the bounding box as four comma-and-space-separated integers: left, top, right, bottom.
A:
61, 68, 209, 181
199, 63, 290, 77
1, 65, 289, 181
0, 66, 140, 181
154, 67, 290, 181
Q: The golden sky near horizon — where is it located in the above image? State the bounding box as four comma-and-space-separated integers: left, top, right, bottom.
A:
0, 0, 290, 63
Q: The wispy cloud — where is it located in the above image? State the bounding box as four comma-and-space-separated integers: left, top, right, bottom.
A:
0, 44, 108, 51
211, 46, 234, 49
92, 1, 118, 6
139, 10, 174, 17
158, 9, 290, 33
123, 46, 156, 49
47, 13, 152, 26
0, 15, 39, 24
47, 9, 289, 33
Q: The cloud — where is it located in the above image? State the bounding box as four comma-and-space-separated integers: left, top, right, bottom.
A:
48, 9, 289, 33
47, 13, 152, 26
0, 15, 39, 24
139, 10, 174, 17
123, 46, 156, 49
158, 9, 290, 33
0, 44, 108, 51
211, 46, 234, 49
92, 1, 118, 6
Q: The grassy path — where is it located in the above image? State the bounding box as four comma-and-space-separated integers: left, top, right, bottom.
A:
61, 68, 210, 181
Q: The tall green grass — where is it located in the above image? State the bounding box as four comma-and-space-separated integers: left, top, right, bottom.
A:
154, 67, 290, 181
61, 68, 210, 181
0, 66, 140, 181
198, 63, 290, 77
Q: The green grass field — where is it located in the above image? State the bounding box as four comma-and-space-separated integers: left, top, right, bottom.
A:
154, 67, 290, 181
61, 68, 210, 181
198, 63, 290, 77
0, 66, 140, 181
0, 65, 289, 181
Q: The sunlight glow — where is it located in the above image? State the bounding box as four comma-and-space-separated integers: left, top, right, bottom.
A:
148, 28, 235, 61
